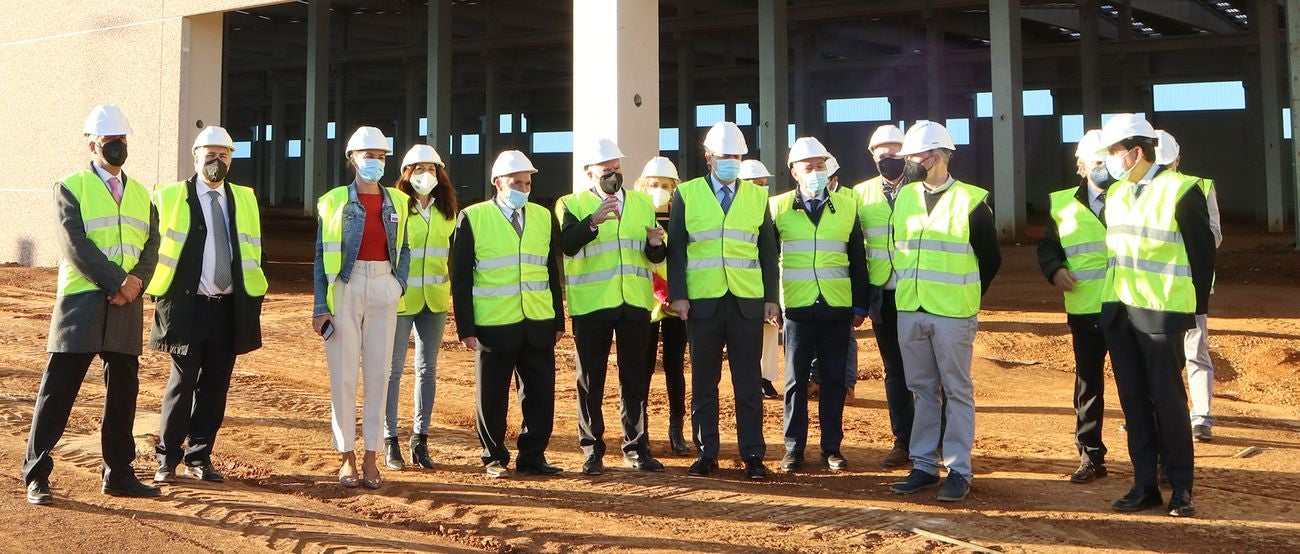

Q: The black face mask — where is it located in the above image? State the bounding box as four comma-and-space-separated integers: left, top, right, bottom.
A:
599, 171, 623, 194
900, 160, 929, 185
202, 158, 229, 183
1090, 164, 1117, 190
99, 139, 128, 167
877, 157, 906, 183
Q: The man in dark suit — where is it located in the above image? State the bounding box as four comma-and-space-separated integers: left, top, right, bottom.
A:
667, 122, 780, 480
149, 127, 267, 484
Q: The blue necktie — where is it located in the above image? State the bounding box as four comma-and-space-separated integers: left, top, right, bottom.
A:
719, 186, 733, 213
808, 198, 821, 213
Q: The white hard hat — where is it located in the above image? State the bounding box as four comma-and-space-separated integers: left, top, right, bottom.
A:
868, 124, 905, 150
702, 121, 748, 156
84, 104, 132, 136
787, 137, 832, 166
402, 144, 445, 168
575, 137, 626, 168
491, 150, 538, 179
1154, 130, 1180, 166
826, 156, 841, 177
897, 121, 956, 156
1095, 113, 1156, 156
640, 156, 680, 180
192, 126, 235, 153
1074, 129, 1105, 163
345, 126, 392, 155
738, 159, 773, 180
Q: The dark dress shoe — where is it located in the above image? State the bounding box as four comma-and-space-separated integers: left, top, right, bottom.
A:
780, 451, 804, 472
882, 445, 910, 468
668, 422, 691, 457
154, 465, 177, 484
624, 452, 665, 472
1168, 490, 1196, 517
1112, 486, 1163, 512
937, 472, 970, 502
687, 457, 718, 477
890, 469, 940, 494
517, 461, 563, 476
384, 436, 406, 470
823, 452, 848, 472
484, 461, 510, 479
1192, 425, 1213, 442
1070, 461, 1107, 484
102, 477, 162, 498
743, 456, 769, 480
409, 434, 435, 469
185, 462, 225, 483
26, 480, 52, 505
581, 454, 604, 476
761, 379, 779, 399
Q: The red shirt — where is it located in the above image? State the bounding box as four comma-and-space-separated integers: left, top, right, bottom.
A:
356, 193, 390, 261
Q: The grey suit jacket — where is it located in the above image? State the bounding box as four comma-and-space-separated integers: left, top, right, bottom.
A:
46, 170, 160, 355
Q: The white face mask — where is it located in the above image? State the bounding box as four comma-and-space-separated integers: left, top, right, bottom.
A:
801, 170, 829, 196
410, 172, 438, 196
1105, 148, 1134, 182
649, 188, 672, 209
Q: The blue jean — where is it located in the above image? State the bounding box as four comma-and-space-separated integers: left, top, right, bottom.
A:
386, 309, 447, 438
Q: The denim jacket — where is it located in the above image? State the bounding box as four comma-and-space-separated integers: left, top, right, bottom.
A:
312, 182, 412, 316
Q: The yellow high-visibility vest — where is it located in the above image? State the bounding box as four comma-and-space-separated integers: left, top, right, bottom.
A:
891, 180, 988, 318
146, 181, 267, 297
555, 189, 658, 316
678, 177, 766, 300
56, 170, 151, 296
770, 189, 856, 309
463, 200, 555, 326
399, 207, 454, 315
318, 185, 409, 314
853, 176, 896, 287
1103, 170, 1200, 314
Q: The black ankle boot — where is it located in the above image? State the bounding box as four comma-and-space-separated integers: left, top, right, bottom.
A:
668, 415, 690, 456
409, 434, 435, 469
384, 436, 405, 470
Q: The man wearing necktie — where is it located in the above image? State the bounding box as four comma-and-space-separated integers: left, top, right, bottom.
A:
148, 126, 267, 485
24, 105, 161, 504
667, 122, 780, 480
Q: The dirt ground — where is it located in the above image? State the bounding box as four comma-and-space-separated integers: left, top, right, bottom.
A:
0, 219, 1297, 553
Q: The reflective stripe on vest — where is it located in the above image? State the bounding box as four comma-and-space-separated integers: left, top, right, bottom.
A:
56, 170, 152, 297
556, 189, 658, 316
770, 189, 856, 309
464, 201, 555, 325
891, 180, 988, 318
1102, 171, 1198, 314
317, 185, 409, 314
399, 207, 455, 315
679, 177, 766, 300
145, 181, 268, 297
1048, 187, 1107, 315
853, 176, 896, 287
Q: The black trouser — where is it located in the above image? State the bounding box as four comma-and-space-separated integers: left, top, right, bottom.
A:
687, 296, 766, 460
644, 316, 687, 436
24, 351, 140, 486
476, 343, 555, 467
1104, 308, 1194, 493
871, 289, 913, 447
573, 312, 652, 457
157, 298, 237, 469
783, 316, 848, 455
1068, 314, 1109, 465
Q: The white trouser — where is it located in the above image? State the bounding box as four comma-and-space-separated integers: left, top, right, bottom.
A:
327, 261, 402, 452
1184, 313, 1215, 428
898, 311, 977, 478
761, 323, 781, 382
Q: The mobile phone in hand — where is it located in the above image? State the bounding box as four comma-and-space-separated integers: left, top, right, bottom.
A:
320, 320, 335, 341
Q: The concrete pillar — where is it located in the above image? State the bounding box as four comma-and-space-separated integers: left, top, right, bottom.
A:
676, 31, 696, 179
169, 13, 224, 181
1259, 0, 1285, 232
427, 0, 453, 156
303, 0, 331, 216
482, 53, 498, 200
990, 0, 1026, 242
758, 0, 789, 185
1078, 0, 1101, 128
571, 0, 660, 190
926, 10, 945, 120
331, 69, 347, 189
269, 71, 286, 207
1287, 0, 1300, 246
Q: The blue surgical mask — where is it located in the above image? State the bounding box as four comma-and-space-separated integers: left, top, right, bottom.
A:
1104, 148, 1134, 183
713, 158, 740, 182
500, 187, 529, 210
801, 170, 829, 196
356, 158, 385, 183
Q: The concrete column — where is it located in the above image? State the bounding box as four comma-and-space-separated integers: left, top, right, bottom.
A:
403, 56, 420, 153
676, 32, 696, 179
169, 13, 224, 181
269, 71, 286, 207
1078, 0, 1101, 128
331, 68, 347, 189
1287, 0, 1300, 246
482, 53, 498, 200
990, 0, 1026, 242
303, 0, 330, 216
926, 10, 945, 120
572, 0, 660, 190
427, 0, 453, 156
758, 0, 789, 184
1259, 0, 1285, 232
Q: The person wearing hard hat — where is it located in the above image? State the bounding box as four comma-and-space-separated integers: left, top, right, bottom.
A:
1095, 115, 1214, 518
382, 144, 459, 471
886, 121, 1000, 503
312, 126, 411, 490
666, 121, 780, 479
852, 124, 914, 469
635, 156, 692, 457
806, 154, 863, 405
1036, 128, 1115, 485
450, 150, 564, 479
737, 158, 782, 400
147, 126, 267, 486
771, 137, 870, 473
23, 104, 162, 504
1156, 130, 1220, 444
738, 159, 775, 188
556, 138, 667, 476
